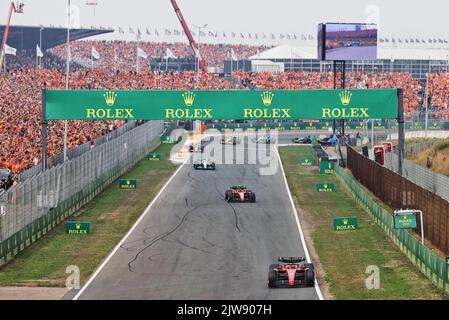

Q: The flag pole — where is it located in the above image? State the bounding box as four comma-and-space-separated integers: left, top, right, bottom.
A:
64, 0, 71, 162
136, 47, 139, 73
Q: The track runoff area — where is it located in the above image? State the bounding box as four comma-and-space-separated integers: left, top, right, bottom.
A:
44, 89, 401, 300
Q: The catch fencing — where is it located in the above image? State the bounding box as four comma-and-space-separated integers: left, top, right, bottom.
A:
335, 164, 449, 294
18, 120, 141, 182
0, 121, 163, 265
347, 146, 449, 255
385, 151, 449, 203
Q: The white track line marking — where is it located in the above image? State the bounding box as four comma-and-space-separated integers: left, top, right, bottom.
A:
73, 163, 185, 300
275, 146, 324, 300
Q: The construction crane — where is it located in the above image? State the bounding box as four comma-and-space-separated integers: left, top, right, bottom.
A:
0, 1, 24, 71
170, 0, 207, 72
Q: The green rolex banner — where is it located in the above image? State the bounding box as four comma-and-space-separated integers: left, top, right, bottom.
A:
299, 158, 314, 166
319, 161, 335, 174
119, 179, 137, 189
394, 212, 417, 229
161, 135, 177, 144
316, 183, 335, 192
45, 89, 399, 120
147, 153, 161, 161
65, 221, 92, 234
333, 217, 358, 231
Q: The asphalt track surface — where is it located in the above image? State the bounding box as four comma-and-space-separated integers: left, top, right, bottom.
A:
75, 139, 319, 300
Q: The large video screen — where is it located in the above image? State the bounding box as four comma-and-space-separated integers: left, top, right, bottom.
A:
318, 23, 378, 61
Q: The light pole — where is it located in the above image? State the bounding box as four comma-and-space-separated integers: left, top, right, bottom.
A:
64, 0, 71, 162
193, 23, 207, 88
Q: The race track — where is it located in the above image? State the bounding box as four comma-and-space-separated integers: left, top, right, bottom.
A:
75, 140, 319, 300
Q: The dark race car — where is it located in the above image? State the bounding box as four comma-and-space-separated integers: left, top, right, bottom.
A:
221, 136, 238, 145
268, 257, 315, 288
317, 136, 338, 147
292, 136, 312, 144
193, 158, 216, 170
189, 143, 204, 153
225, 186, 256, 203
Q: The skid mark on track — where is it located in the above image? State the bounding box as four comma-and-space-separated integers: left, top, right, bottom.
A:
121, 205, 200, 274
176, 238, 212, 254
213, 179, 241, 233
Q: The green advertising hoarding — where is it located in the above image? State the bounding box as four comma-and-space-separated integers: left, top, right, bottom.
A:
161, 135, 178, 144
333, 217, 358, 231
45, 89, 399, 120
119, 179, 137, 189
299, 158, 314, 166
65, 221, 92, 234
316, 183, 335, 192
319, 161, 335, 174
147, 153, 161, 161
394, 212, 417, 229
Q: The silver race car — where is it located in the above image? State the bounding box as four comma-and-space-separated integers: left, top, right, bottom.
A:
193, 158, 216, 170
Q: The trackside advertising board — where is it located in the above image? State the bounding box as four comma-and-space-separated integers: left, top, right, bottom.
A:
333, 217, 358, 231
45, 89, 398, 120
65, 222, 92, 234
394, 212, 417, 229
119, 179, 137, 189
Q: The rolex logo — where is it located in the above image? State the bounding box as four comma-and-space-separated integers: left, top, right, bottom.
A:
324, 184, 328, 189
76, 223, 81, 229
182, 91, 196, 107
261, 91, 274, 106
104, 90, 117, 107
339, 90, 352, 106
343, 219, 348, 225
127, 180, 130, 185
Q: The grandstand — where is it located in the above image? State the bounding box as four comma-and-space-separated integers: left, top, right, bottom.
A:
225, 44, 449, 81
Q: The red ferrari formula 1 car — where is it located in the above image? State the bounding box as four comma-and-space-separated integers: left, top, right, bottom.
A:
268, 257, 315, 288
225, 186, 256, 203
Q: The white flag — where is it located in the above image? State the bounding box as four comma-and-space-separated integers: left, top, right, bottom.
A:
91, 46, 100, 60
165, 48, 177, 59
230, 49, 238, 61
5, 44, 16, 56
36, 44, 44, 58
137, 47, 148, 59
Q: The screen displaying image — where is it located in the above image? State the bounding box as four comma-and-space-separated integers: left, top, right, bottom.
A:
323, 23, 378, 61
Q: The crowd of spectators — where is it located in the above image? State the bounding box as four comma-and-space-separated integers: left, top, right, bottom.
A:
50, 40, 270, 72
234, 71, 422, 114
0, 68, 239, 177
427, 73, 449, 119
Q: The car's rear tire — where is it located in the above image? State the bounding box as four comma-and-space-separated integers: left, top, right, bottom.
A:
225, 191, 233, 202
250, 192, 256, 202
193, 164, 198, 169
305, 268, 315, 286
211, 164, 216, 170
268, 270, 277, 283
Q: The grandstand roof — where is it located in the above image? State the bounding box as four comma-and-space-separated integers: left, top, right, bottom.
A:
249, 45, 315, 60
250, 45, 449, 61
0, 25, 113, 51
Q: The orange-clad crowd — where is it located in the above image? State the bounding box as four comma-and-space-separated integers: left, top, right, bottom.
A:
50, 41, 269, 71
234, 71, 422, 113
0, 68, 239, 177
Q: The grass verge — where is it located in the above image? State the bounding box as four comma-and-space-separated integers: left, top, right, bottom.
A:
0, 144, 178, 287
279, 145, 445, 299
